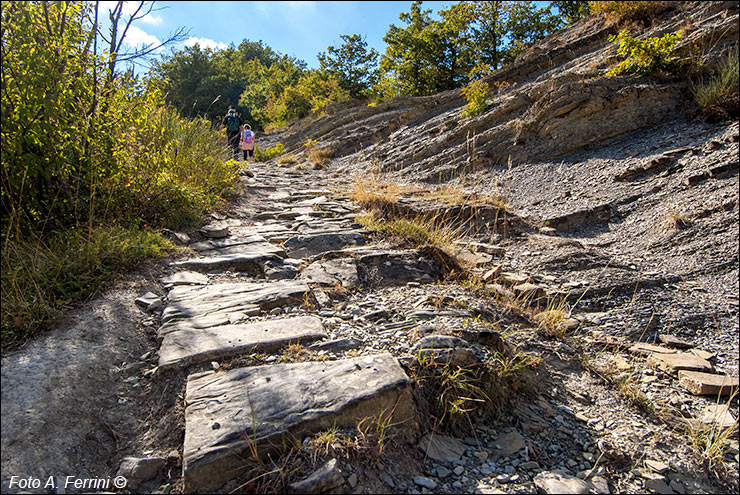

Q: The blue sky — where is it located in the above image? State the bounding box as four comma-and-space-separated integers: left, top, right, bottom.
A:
104, 1, 454, 68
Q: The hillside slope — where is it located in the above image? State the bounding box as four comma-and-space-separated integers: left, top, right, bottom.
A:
270, 0, 739, 371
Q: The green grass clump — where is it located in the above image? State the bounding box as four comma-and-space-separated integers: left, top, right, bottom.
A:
254, 143, 285, 162
691, 47, 739, 121
1, 226, 172, 347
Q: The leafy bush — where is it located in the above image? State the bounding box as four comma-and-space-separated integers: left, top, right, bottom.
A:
461, 64, 492, 117
1, 2, 240, 345
254, 143, 285, 162
606, 29, 684, 76
691, 46, 739, 121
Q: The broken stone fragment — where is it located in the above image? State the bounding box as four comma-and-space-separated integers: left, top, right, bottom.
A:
482, 265, 503, 282
418, 433, 466, 463
513, 282, 546, 298
700, 403, 737, 429
288, 458, 343, 494
533, 470, 589, 494
200, 222, 229, 238
647, 352, 713, 376
658, 334, 693, 349
135, 292, 162, 312
679, 370, 738, 396
116, 456, 165, 490
411, 335, 478, 367
628, 342, 677, 356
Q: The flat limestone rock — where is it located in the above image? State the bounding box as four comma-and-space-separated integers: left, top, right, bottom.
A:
183, 353, 414, 493
173, 243, 284, 273
159, 280, 309, 336
647, 352, 712, 376
301, 258, 360, 288
700, 403, 737, 429
161, 271, 209, 286
159, 316, 326, 369
658, 334, 693, 349
628, 342, 678, 356
284, 232, 367, 258
678, 371, 739, 396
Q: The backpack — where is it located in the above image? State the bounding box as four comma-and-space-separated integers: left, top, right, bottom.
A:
242, 130, 254, 143
226, 114, 240, 132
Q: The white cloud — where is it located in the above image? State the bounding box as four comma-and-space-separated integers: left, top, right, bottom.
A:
139, 13, 163, 26
184, 37, 228, 51
123, 25, 163, 51
97, 1, 163, 26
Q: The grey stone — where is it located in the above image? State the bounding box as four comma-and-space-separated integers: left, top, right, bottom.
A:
533, 470, 590, 494
135, 292, 162, 311
453, 465, 465, 475
116, 456, 165, 489
497, 430, 526, 456
309, 337, 362, 352
418, 433, 467, 463
587, 475, 610, 494
414, 476, 437, 489
284, 232, 367, 258
356, 249, 446, 287
381, 472, 395, 488
288, 458, 343, 494
158, 316, 327, 369
348, 472, 358, 488
644, 478, 674, 494
436, 465, 451, 478
412, 335, 478, 367
173, 243, 284, 274
159, 280, 309, 336
301, 258, 360, 288
183, 354, 414, 493
200, 222, 229, 238
161, 271, 209, 286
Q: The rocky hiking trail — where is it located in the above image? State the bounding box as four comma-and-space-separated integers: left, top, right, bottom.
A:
4, 150, 738, 494
3, 2, 739, 494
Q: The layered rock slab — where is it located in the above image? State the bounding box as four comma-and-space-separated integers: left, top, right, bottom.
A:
172, 241, 285, 274
159, 280, 309, 337
158, 316, 326, 369
182, 353, 414, 492
284, 231, 367, 258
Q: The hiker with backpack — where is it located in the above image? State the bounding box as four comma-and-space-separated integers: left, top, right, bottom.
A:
239, 124, 256, 162
222, 107, 243, 160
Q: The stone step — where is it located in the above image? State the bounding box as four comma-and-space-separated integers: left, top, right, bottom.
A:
159, 280, 310, 337
172, 242, 284, 274
182, 353, 415, 493
283, 231, 368, 258
158, 316, 327, 370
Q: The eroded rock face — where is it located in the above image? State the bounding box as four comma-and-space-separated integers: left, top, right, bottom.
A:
182, 353, 414, 493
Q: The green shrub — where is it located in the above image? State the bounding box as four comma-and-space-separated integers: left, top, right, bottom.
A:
1, 226, 171, 347
461, 64, 492, 118
254, 143, 285, 162
691, 47, 739, 121
606, 29, 684, 76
